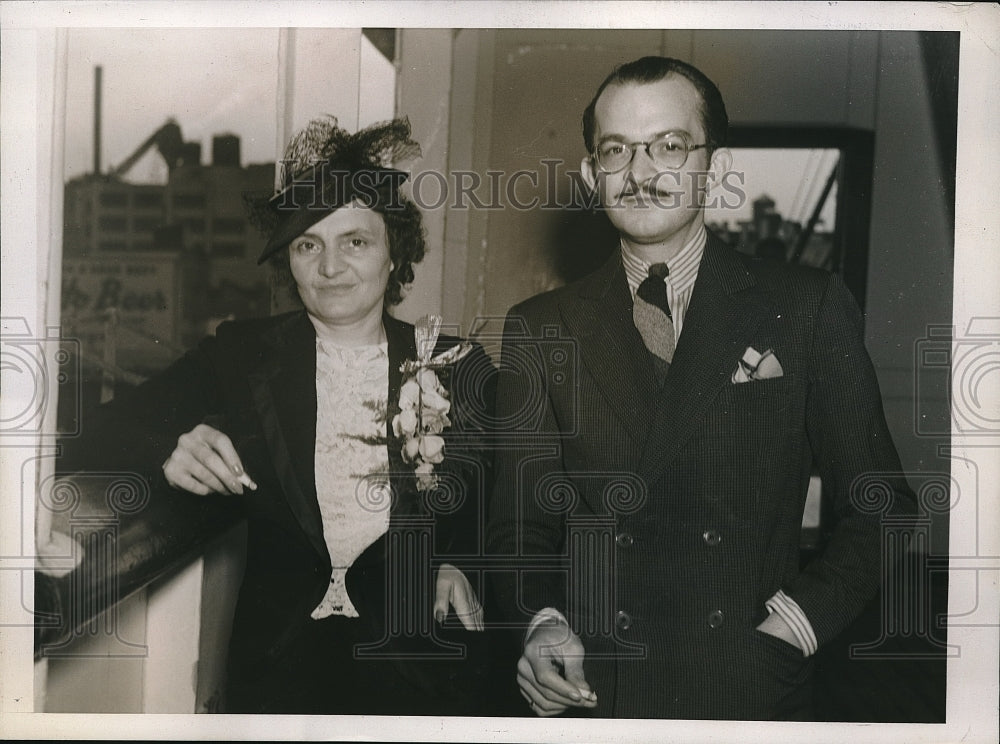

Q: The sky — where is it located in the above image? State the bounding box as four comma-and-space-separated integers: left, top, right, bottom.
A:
64, 27, 396, 184
65, 28, 280, 181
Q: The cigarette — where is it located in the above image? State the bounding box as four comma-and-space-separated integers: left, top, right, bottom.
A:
236, 472, 258, 491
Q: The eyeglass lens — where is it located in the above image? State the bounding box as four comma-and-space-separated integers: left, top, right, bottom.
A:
597, 133, 692, 172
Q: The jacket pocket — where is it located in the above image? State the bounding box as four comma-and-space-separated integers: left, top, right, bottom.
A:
748, 626, 814, 717
727, 373, 795, 399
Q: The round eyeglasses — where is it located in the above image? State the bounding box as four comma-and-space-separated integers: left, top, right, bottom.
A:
592, 131, 709, 173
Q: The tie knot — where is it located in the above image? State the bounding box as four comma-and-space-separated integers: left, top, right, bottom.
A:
648, 263, 669, 280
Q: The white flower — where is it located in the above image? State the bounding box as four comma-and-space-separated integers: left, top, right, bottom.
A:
392, 407, 419, 438
418, 434, 446, 464
402, 436, 421, 463
416, 367, 445, 395
395, 333, 467, 491
421, 408, 450, 435
419, 387, 450, 416
399, 379, 421, 409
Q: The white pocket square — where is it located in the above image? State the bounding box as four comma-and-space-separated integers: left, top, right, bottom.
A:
732, 346, 784, 383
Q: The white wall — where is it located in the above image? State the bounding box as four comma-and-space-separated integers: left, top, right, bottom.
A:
393, 29, 453, 327
1, 26, 66, 716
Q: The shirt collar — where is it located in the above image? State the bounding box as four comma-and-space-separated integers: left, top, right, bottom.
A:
621, 225, 707, 297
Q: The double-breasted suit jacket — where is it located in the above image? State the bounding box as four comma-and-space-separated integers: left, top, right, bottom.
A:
65, 310, 496, 713
487, 232, 915, 719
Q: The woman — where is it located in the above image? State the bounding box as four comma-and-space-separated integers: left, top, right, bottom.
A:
77, 117, 496, 715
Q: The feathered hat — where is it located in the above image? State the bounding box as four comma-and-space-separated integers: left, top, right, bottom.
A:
246, 115, 421, 264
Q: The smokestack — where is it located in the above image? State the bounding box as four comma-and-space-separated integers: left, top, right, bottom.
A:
93, 66, 102, 175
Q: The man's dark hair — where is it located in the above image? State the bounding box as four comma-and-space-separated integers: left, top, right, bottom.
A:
582, 56, 729, 158
268, 197, 426, 308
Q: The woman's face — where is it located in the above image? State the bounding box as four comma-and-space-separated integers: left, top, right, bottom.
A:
288, 201, 392, 331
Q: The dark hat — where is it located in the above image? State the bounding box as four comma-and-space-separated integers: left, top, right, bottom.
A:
246, 116, 421, 264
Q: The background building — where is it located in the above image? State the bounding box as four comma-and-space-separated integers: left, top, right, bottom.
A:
61, 122, 274, 412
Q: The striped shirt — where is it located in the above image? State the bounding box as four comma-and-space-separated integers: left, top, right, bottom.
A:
620, 226, 706, 340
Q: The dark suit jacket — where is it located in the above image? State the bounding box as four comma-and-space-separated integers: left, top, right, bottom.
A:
63, 310, 496, 713
486, 232, 916, 719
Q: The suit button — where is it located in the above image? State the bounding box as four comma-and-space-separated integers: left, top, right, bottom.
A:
702, 530, 721, 547
615, 610, 632, 631
707, 610, 725, 628
616, 532, 634, 547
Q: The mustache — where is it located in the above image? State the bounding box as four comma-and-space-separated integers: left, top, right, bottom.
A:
614, 180, 679, 201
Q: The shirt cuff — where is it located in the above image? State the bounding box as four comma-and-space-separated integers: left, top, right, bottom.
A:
525, 607, 569, 642
765, 589, 818, 656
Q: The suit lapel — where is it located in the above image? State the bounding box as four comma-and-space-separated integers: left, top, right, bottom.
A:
560, 251, 658, 446
638, 234, 776, 484
382, 313, 420, 520
247, 311, 328, 563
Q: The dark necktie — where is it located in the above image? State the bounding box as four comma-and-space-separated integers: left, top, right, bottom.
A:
633, 262, 675, 384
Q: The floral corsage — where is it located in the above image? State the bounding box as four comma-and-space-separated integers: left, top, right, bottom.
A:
392, 315, 473, 490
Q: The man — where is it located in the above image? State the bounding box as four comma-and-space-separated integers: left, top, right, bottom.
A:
486, 56, 915, 720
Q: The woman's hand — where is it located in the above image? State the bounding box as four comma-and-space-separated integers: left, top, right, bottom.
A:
434, 563, 484, 631
162, 423, 257, 496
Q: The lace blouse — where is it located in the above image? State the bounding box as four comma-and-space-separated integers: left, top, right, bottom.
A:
310, 338, 392, 620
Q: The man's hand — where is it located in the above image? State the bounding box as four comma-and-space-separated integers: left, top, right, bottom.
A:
518, 617, 598, 716
162, 423, 256, 496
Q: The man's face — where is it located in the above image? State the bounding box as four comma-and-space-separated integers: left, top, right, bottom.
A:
582, 75, 730, 248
